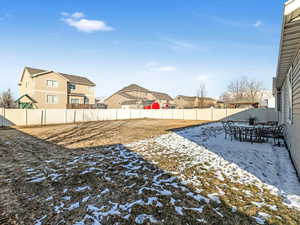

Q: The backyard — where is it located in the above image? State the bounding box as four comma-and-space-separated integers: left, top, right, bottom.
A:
0, 119, 300, 225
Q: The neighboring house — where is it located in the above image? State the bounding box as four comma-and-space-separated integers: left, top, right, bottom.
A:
225, 101, 259, 109
174, 95, 216, 109
104, 84, 174, 109
274, 0, 300, 175
18, 67, 96, 109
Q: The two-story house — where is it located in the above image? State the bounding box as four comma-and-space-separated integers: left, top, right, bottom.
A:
17, 67, 96, 109
104, 84, 174, 109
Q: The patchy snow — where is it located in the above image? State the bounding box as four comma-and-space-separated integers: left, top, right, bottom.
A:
20, 122, 300, 224
127, 122, 300, 211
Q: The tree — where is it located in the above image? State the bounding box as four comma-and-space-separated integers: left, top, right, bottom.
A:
225, 77, 264, 102
0, 89, 15, 108
245, 80, 263, 102
196, 82, 206, 108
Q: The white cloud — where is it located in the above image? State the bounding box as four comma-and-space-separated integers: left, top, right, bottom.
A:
154, 66, 177, 72
253, 20, 262, 28
196, 75, 208, 81
71, 12, 85, 19
61, 12, 114, 33
162, 37, 198, 51
145, 62, 176, 72
145, 61, 160, 67
212, 16, 263, 29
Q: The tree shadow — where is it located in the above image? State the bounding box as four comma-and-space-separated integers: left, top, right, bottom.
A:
0, 127, 266, 225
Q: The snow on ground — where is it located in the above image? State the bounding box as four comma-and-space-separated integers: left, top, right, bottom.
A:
126, 122, 300, 223
3, 122, 300, 224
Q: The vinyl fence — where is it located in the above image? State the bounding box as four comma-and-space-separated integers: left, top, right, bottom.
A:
0, 108, 277, 127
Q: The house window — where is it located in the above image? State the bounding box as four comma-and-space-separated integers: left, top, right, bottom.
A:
47, 80, 58, 88
47, 95, 58, 104
84, 97, 89, 104
25, 81, 29, 88
69, 84, 76, 90
71, 99, 80, 104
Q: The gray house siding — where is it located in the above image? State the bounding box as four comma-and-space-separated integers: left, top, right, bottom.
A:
278, 48, 300, 175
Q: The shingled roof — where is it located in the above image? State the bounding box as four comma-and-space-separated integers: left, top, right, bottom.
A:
118, 84, 150, 93
176, 95, 215, 101
151, 91, 173, 100
24, 67, 96, 86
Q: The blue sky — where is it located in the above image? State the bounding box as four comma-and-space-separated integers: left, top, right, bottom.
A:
0, 0, 286, 99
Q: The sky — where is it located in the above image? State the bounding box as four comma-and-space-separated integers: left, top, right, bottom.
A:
0, 0, 286, 99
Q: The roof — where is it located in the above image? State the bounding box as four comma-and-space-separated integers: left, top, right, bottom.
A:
151, 91, 173, 100
24, 67, 96, 86
118, 92, 138, 99
105, 83, 172, 102
15, 94, 37, 103
176, 95, 216, 101
119, 84, 150, 93
121, 99, 154, 105
276, 1, 300, 88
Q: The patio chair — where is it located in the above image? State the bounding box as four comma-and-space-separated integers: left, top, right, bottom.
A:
273, 124, 287, 147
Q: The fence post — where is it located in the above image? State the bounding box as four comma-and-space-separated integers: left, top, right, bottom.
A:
74, 110, 76, 123
2, 108, 4, 127
211, 107, 214, 121
25, 109, 27, 126
40, 110, 43, 126
65, 109, 67, 124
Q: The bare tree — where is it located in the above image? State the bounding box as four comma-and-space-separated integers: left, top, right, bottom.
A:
0, 89, 15, 108
196, 83, 206, 108
226, 77, 263, 102
245, 80, 264, 102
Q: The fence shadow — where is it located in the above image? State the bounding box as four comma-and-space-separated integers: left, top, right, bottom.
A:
0, 127, 264, 225
0, 115, 15, 126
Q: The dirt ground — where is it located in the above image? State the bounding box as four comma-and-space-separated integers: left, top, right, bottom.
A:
0, 119, 299, 225
19, 119, 207, 148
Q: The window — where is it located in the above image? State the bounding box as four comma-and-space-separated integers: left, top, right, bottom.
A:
47, 80, 58, 88
71, 99, 80, 104
84, 97, 89, 104
69, 84, 76, 90
25, 81, 29, 88
47, 95, 58, 104
88, 86, 94, 93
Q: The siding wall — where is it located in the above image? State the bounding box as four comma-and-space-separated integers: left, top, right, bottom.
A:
279, 48, 300, 175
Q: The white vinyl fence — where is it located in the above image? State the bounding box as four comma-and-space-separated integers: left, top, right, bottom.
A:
0, 108, 277, 127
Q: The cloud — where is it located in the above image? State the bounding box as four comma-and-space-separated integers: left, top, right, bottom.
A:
162, 37, 199, 51
211, 16, 263, 29
71, 12, 85, 19
145, 62, 176, 72
196, 75, 208, 81
145, 61, 160, 67
253, 20, 262, 28
154, 66, 177, 72
61, 12, 114, 33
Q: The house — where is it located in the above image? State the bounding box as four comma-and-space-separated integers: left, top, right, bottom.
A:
174, 95, 217, 109
274, 0, 300, 175
104, 84, 174, 109
17, 67, 96, 109
225, 101, 259, 109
